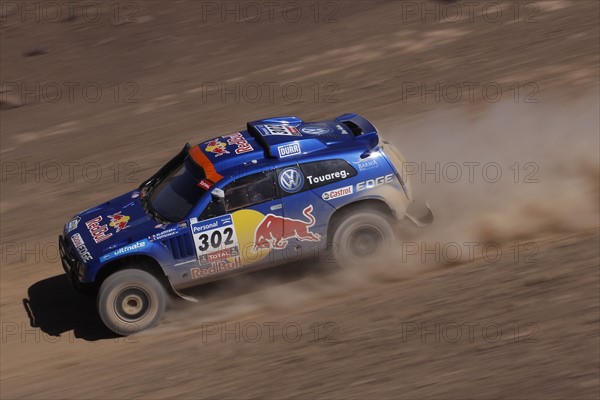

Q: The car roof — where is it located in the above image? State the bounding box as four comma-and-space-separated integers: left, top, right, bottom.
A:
190, 113, 380, 182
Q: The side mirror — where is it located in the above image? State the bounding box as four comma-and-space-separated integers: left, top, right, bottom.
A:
211, 188, 225, 200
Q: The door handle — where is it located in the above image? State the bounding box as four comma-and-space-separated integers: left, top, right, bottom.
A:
270, 204, 282, 210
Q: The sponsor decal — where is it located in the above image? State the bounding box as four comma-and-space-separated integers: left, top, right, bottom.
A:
199, 246, 239, 265
253, 205, 321, 251
198, 179, 213, 190
223, 132, 254, 154
257, 124, 301, 136
149, 228, 179, 242
108, 211, 130, 232
99, 239, 151, 263
300, 125, 332, 135
205, 138, 230, 157
307, 170, 350, 185
191, 215, 241, 267
356, 159, 379, 171
155, 223, 168, 229
356, 174, 394, 191
190, 257, 243, 279
66, 216, 80, 233
322, 185, 353, 200
86, 216, 112, 244
277, 142, 301, 158
278, 167, 304, 193
191, 215, 232, 234
177, 221, 188, 229
131, 191, 140, 199
71, 233, 93, 262
336, 124, 348, 134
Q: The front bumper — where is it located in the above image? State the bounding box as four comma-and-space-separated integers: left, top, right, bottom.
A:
58, 235, 84, 289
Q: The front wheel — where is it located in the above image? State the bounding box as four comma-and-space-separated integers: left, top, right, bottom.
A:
330, 210, 395, 265
97, 269, 166, 335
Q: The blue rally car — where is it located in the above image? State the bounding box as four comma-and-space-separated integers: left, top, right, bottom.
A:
59, 114, 432, 335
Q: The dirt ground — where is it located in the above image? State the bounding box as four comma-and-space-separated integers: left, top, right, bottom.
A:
1, 0, 599, 399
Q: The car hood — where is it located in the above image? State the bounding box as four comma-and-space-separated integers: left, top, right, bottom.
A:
63, 190, 163, 259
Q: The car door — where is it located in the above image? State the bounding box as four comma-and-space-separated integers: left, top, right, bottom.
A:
188, 169, 284, 281
276, 163, 338, 263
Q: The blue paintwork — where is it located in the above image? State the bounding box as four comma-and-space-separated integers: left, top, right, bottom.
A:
60, 113, 407, 288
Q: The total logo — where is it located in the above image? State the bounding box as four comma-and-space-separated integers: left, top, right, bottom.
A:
198, 179, 213, 190
356, 174, 394, 191
322, 185, 353, 200
199, 247, 239, 265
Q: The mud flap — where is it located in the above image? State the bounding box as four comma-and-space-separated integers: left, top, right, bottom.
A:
166, 279, 199, 303
405, 200, 434, 227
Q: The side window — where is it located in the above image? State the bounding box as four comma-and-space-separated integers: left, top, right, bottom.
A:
200, 198, 223, 220
299, 159, 357, 189
224, 170, 278, 212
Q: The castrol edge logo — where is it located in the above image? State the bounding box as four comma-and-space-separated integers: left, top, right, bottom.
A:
322, 185, 353, 200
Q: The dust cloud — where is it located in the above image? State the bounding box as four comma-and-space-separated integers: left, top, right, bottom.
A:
164, 95, 600, 331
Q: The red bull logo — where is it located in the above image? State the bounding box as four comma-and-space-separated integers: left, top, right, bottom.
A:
191, 257, 243, 278
253, 205, 321, 251
223, 132, 254, 154
204, 139, 230, 157
108, 211, 130, 232
85, 216, 112, 244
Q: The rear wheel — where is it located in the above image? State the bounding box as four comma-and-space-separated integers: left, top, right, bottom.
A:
331, 210, 395, 265
97, 269, 166, 335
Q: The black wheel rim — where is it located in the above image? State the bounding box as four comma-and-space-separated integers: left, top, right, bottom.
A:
348, 226, 384, 259
114, 287, 151, 323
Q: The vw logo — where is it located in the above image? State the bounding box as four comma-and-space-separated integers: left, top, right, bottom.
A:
279, 168, 304, 193
300, 126, 332, 135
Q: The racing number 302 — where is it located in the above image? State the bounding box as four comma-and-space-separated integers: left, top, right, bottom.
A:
197, 228, 234, 252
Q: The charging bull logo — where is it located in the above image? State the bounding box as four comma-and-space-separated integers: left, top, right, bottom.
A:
108, 211, 130, 232
253, 205, 321, 251
205, 139, 230, 157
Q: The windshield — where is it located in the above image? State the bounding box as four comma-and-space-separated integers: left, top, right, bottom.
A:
147, 157, 207, 222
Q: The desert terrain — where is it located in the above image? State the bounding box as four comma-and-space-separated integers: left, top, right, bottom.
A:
1, 0, 599, 398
